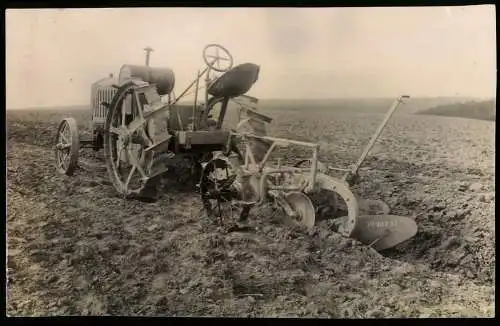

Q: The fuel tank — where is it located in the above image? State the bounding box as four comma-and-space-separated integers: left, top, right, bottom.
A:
119, 65, 175, 96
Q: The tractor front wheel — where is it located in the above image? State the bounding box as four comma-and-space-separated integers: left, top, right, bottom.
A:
54, 117, 80, 176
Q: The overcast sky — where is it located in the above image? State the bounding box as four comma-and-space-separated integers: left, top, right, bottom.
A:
6, 6, 496, 109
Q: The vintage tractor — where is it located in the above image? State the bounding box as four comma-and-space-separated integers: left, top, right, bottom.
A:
54, 44, 417, 251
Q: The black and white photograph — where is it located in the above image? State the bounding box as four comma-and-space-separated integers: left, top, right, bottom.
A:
5, 6, 496, 317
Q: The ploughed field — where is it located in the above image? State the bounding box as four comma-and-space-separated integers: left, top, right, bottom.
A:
6, 106, 495, 317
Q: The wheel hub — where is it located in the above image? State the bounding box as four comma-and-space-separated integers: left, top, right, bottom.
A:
56, 143, 71, 150
119, 133, 130, 147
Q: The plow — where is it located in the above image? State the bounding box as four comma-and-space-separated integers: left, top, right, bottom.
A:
54, 43, 417, 252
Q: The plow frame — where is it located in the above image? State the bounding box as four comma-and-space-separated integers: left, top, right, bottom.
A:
228, 94, 411, 198
226, 130, 360, 236
231, 94, 411, 188
231, 131, 320, 193
224, 94, 412, 239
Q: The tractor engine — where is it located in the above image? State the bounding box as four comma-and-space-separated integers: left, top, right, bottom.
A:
118, 64, 175, 141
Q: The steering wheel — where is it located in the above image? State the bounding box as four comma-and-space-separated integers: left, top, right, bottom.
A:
203, 44, 234, 73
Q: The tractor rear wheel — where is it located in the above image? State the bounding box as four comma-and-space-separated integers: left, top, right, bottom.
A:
103, 82, 158, 200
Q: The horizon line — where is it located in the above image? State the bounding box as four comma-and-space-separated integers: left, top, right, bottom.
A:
7, 95, 495, 111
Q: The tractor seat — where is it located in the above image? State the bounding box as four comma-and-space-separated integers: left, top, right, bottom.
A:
207, 63, 260, 98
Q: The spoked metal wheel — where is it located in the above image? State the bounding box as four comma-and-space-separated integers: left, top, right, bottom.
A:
54, 117, 80, 176
199, 157, 249, 223
103, 82, 156, 199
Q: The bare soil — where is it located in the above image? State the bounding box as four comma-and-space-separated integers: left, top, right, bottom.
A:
6, 108, 495, 317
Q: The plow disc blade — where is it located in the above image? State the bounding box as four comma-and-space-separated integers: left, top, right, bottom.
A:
284, 192, 316, 230
351, 215, 418, 251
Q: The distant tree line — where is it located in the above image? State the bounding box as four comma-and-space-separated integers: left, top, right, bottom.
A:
416, 100, 496, 121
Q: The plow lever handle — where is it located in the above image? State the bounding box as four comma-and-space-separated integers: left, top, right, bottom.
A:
345, 95, 410, 184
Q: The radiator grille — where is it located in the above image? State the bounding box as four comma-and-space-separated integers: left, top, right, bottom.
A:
93, 86, 117, 120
